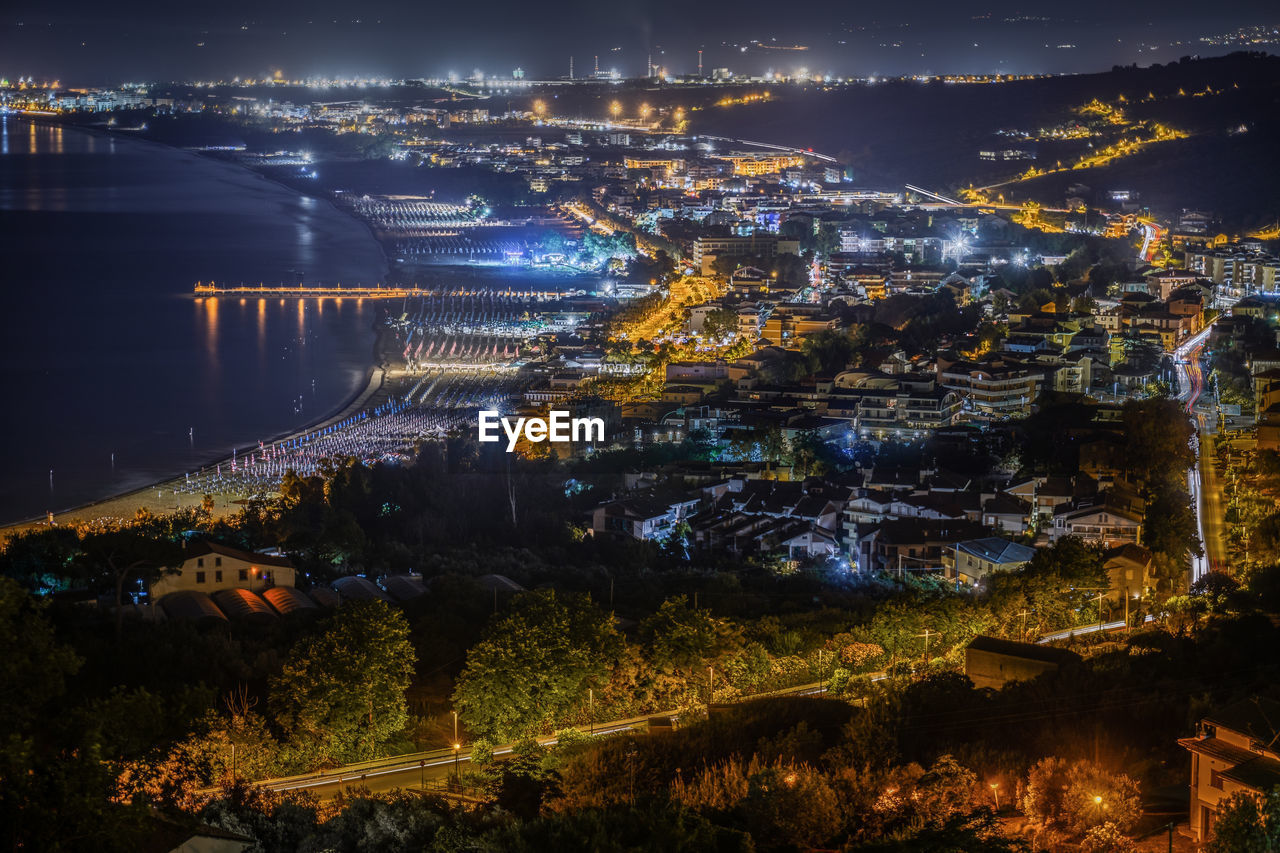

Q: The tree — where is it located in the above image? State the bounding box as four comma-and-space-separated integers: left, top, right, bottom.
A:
77, 526, 184, 640
0, 526, 85, 594
790, 430, 840, 478
1206, 787, 1280, 852
914, 754, 979, 824
1120, 398, 1194, 487
0, 578, 81, 734
1062, 760, 1141, 835
802, 328, 858, 374
1024, 757, 1140, 835
453, 590, 622, 740
1190, 571, 1242, 613
1080, 822, 1138, 853
814, 221, 841, 257
702, 307, 739, 341
640, 596, 744, 707
0, 579, 148, 850
269, 601, 416, 765
741, 762, 843, 849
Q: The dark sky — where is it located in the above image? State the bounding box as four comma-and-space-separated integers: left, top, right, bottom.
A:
3, 0, 1277, 85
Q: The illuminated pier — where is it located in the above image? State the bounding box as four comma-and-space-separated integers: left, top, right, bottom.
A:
191, 282, 581, 301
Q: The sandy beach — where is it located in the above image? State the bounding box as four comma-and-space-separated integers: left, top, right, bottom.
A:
1, 366, 390, 536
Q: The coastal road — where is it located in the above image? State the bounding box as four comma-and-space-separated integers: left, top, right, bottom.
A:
251, 680, 842, 801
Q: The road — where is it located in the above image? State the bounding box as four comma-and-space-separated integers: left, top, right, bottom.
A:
1174, 325, 1224, 581
250, 680, 840, 801
1138, 219, 1164, 264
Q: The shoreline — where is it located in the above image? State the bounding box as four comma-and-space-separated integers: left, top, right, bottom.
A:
1, 359, 390, 534
1, 117, 395, 534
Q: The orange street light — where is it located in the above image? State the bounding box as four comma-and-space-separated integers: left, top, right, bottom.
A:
609, 100, 622, 119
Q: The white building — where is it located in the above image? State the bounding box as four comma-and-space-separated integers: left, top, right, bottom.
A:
150, 541, 296, 600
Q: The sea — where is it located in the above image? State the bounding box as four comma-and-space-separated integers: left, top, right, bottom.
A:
0, 117, 389, 523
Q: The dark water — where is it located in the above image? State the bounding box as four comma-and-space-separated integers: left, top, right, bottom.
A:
0, 118, 388, 523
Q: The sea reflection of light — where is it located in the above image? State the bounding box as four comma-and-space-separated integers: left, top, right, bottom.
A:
297, 298, 305, 342
202, 297, 220, 365
257, 298, 266, 354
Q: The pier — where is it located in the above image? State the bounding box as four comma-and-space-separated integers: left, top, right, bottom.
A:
191, 282, 582, 300
193, 282, 432, 299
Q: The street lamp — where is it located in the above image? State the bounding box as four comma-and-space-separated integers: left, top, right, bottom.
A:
532, 99, 546, 118
990, 782, 1000, 810
453, 743, 461, 784
610, 100, 622, 121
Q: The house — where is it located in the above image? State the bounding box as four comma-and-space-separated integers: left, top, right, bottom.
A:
591, 495, 702, 541
982, 492, 1033, 534
1005, 475, 1092, 522
1180, 698, 1280, 842
948, 538, 1037, 584
1104, 543, 1154, 598
150, 541, 296, 601
964, 636, 1080, 689
856, 518, 988, 575
1051, 490, 1143, 546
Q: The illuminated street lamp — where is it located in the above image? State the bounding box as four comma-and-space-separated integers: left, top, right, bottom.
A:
640, 103, 652, 121
990, 782, 1000, 810
453, 743, 461, 783
609, 100, 622, 121
533, 99, 546, 118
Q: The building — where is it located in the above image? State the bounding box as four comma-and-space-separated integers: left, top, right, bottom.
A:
937, 359, 1045, 420
964, 636, 1080, 689
692, 235, 801, 276
715, 153, 806, 176
1103, 543, 1153, 599
150, 541, 296, 601
1050, 491, 1144, 547
948, 538, 1036, 584
591, 495, 701, 542
1180, 698, 1280, 842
